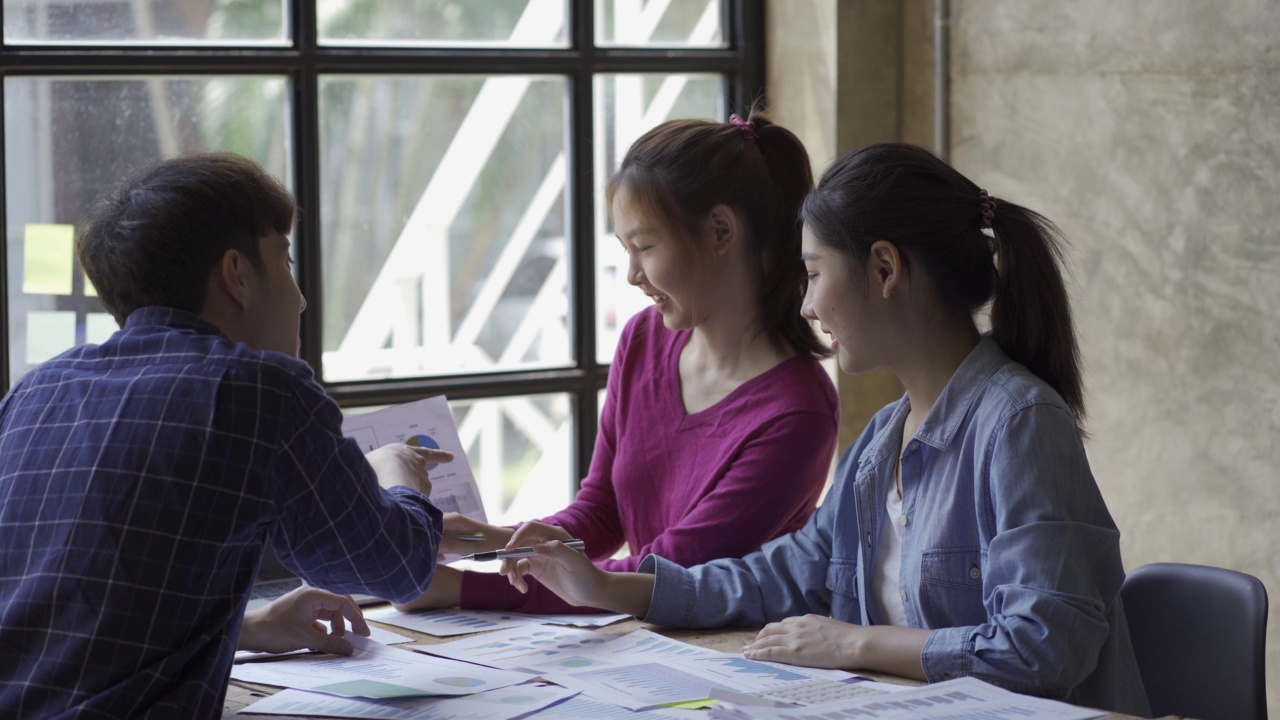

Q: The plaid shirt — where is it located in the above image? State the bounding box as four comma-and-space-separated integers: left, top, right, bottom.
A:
0, 307, 442, 719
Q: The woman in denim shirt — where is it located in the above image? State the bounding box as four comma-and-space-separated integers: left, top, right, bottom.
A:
500, 143, 1150, 717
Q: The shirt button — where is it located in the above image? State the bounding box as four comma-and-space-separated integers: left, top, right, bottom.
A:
900, 515, 908, 527
900, 590, 908, 600
969, 566, 981, 580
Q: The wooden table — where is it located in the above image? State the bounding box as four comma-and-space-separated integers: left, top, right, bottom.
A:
223, 614, 1164, 719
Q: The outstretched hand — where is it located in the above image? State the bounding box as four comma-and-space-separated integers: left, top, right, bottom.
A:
365, 443, 454, 497
239, 586, 370, 656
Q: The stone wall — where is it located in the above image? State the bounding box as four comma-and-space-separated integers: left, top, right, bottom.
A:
948, 2, 1279, 711
770, 1, 1279, 713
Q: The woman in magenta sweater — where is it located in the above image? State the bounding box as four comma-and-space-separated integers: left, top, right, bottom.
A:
395, 112, 839, 613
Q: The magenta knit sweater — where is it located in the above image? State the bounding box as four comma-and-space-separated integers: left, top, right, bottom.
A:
459, 307, 839, 612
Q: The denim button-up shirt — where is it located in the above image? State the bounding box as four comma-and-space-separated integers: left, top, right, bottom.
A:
640, 337, 1149, 717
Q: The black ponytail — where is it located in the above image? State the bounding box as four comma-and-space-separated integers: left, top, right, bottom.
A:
801, 143, 1085, 427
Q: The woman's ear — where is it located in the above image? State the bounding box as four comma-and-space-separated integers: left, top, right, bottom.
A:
705, 204, 741, 256
867, 240, 905, 299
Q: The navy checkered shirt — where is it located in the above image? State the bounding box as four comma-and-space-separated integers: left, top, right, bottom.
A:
0, 307, 442, 719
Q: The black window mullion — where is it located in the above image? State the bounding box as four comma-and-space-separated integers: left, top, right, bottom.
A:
293, 0, 324, 374
730, 0, 766, 112
0, 77, 8, 392
570, 0, 600, 492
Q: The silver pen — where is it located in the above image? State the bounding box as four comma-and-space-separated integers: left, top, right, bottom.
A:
461, 539, 585, 562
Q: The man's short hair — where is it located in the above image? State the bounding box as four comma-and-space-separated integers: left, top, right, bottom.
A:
77, 152, 297, 324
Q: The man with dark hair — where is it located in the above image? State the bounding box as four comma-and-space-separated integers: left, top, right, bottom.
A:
0, 152, 445, 718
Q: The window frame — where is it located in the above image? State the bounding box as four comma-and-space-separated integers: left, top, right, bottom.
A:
0, 0, 766, 483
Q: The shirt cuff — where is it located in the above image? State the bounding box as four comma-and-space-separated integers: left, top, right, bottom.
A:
637, 554, 697, 626
921, 626, 974, 682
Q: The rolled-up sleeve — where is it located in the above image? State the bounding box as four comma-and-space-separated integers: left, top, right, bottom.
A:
640, 479, 842, 629
921, 402, 1124, 697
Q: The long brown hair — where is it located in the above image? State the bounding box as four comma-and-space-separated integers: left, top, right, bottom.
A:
606, 112, 829, 360
801, 143, 1085, 425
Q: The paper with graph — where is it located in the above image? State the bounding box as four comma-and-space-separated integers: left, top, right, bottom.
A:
341, 395, 485, 523
532, 630, 852, 710
238, 682, 577, 720
705, 676, 1107, 720
229, 634, 532, 699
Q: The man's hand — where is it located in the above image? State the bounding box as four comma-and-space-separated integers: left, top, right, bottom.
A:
438, 512, 514, 557
365, 443, 453, 497
239, 586, 370, 656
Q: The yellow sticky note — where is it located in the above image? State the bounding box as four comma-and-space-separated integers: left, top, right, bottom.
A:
23, 223, 75, 295
26, 311, 76, 364
86, 313, 118, 345
661, 698, 718, 709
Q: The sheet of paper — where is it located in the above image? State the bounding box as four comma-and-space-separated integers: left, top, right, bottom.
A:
667, 652, 851, 691
521, 694, 706, 718
365, 606, 538, 637
22, 223, 75, 295
230, 634, 532, 699
706, 676, 1107, 720
342, 395, 485, 522
234, 623, 414, 663
515, 611, 633, 628
541, 661, 739, 710
412, 625, 614, 672
239, 683, 577, 720
533, 629, 855, 710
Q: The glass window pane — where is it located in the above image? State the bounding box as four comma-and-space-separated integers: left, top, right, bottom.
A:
318, 0, 567, 48
3, 75, 291, 385
595, 0, 723, 47
451, 393, 573, 526
593, 73, 724, 364
319, 75, 570, 382
3, 1, 287, 45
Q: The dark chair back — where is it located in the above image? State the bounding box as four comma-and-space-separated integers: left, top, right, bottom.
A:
1121, 562, 1269, 720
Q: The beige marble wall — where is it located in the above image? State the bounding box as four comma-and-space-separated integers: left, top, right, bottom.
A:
946, 1, 1280, 713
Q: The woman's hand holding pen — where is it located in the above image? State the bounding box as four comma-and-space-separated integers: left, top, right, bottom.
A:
499, 521, 602, 606
497, 521, 655, 618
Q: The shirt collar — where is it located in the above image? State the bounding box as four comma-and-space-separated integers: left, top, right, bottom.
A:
859, 335, 1011, 470
123, 306, 226, 338
913, 335, 1010, 450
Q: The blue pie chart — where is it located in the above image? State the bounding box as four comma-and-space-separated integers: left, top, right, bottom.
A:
407, 434, 441, 471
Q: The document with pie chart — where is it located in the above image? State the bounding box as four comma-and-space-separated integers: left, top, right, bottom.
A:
342, 395, 486, 525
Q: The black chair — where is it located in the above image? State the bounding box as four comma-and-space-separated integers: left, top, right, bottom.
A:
1121, 562, 1269, 720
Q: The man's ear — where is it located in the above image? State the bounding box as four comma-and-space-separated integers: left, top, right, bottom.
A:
867, 240, 905, 299
705, 204, 741, 256
217, 249, 254, 312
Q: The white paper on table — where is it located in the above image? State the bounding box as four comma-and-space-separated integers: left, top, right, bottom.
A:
706, 676, 1108, 720
365, 606, 536, 637
540, 661, 739, 710
666, 651, 852, 692
410, 625, 613, 671
521, 693, 707, 719
239, 682, 576, 720
342, 395, 484, 525
533, 629, 858, 710
230, 634, 534, 699
516, 612, 633, 628
234, 619, 414, 663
